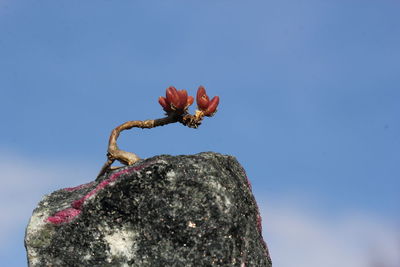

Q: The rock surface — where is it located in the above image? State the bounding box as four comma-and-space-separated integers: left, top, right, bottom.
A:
25, 152, 272, 266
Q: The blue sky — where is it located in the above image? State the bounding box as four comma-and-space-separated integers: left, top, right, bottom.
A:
1, 1, 399, 266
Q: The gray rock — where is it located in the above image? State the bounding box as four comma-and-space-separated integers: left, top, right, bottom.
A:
25, 152, 272, 266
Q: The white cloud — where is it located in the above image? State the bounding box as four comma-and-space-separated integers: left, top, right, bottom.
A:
260, 198, 400, 267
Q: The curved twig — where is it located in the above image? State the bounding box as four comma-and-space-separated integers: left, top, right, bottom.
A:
97, 115, 179, 178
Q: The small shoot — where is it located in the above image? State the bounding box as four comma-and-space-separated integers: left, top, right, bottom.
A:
98, 86, 220, 177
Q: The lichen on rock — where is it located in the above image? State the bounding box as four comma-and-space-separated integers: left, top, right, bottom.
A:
25, 152, 272, 266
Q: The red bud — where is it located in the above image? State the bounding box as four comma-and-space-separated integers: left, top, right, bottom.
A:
177, 89, 188, 109
204, 96, 219, 116
186, 96, 194, 108
166, 86, 181, 110
196, 86, 209, 110
158, 96, 171, 111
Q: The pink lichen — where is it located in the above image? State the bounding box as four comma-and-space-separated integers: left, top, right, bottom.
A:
46, 163, 151, 224
63, 182, 94, 192
241, 171, 270, 258
72, 166, 137, 209
46, 208, 81, 224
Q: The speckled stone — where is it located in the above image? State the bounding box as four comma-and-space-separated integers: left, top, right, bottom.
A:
25, 152, 272, 266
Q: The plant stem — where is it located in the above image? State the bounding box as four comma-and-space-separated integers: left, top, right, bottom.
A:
97, 115, 178, 177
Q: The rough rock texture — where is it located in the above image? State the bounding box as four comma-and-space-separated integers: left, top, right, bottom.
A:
25, 152, 272, 266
